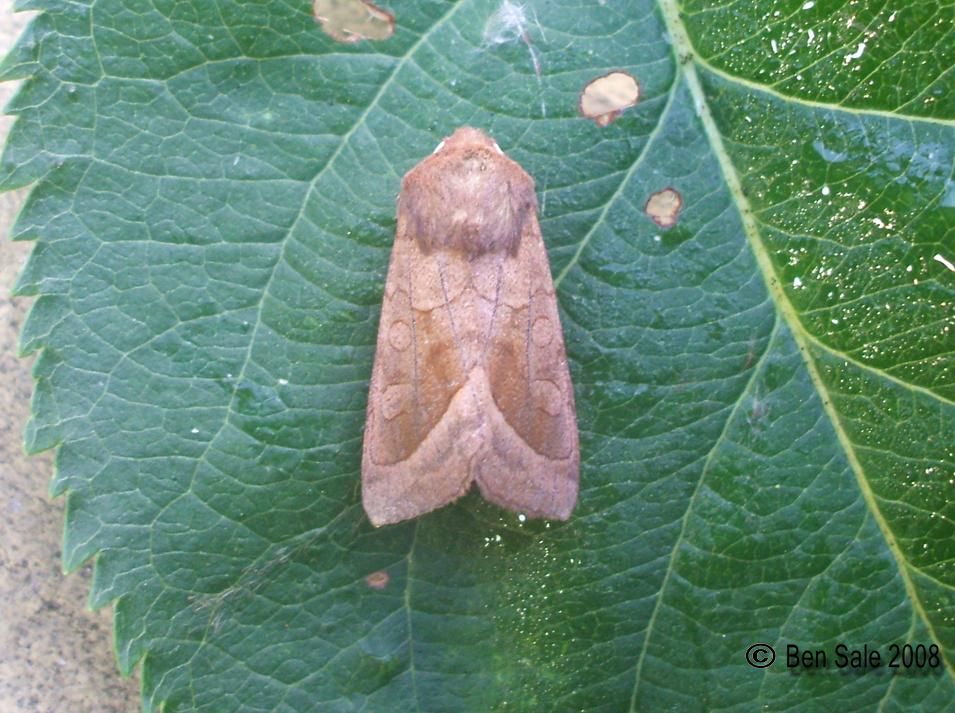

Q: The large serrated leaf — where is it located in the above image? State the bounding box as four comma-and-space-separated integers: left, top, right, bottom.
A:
1, 0, 952, 710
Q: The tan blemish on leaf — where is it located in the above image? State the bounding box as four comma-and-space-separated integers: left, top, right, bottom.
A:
645, 187, 682, 229
313, 0, 394, 43
365, 570, 390, 590
578, 71, 639, 126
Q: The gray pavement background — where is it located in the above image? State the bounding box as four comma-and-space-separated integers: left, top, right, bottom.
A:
0, 3, 141, 710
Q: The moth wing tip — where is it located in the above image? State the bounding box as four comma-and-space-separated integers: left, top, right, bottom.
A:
363, 503, 383, 526
549, 502, 576, 521
537, 497, 578, 522
361, 486, 391, 527
363, 504, 399, 527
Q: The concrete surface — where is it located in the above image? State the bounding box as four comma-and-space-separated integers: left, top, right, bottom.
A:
0, 2, 141, 710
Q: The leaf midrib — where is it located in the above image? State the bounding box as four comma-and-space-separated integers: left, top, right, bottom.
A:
652, 0, 955, 688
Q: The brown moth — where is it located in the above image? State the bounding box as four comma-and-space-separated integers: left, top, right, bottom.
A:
361, 127, 579, 527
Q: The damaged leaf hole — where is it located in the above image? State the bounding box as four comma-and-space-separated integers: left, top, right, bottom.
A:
579, 71, 640, 126
365, 570, 390, 590
645, 187, 682, 229
313, 0, 394, 43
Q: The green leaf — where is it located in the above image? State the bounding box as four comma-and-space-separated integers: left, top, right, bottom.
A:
2, 0, 953, 710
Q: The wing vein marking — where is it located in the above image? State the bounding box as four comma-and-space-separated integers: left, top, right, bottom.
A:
436, 254, 488, 442
481, 253, 507, 363
436, 254, 463, 360
409, 255, 421, 446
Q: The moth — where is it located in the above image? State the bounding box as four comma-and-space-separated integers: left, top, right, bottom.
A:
362, 127, 579, 526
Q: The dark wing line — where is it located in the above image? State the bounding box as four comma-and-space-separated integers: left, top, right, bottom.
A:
435, 253, 463, 358
480, 251, 507, 364
408, 250, 421, 445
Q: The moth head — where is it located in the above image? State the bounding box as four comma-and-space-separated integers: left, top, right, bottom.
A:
439, 126, 501, 155
401, 127, 536, 257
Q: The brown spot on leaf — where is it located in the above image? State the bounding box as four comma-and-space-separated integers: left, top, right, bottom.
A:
365, 570, 390, 590
313, 0, 394, 43
645, 187, 682, 229
578, 71, 640, 126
